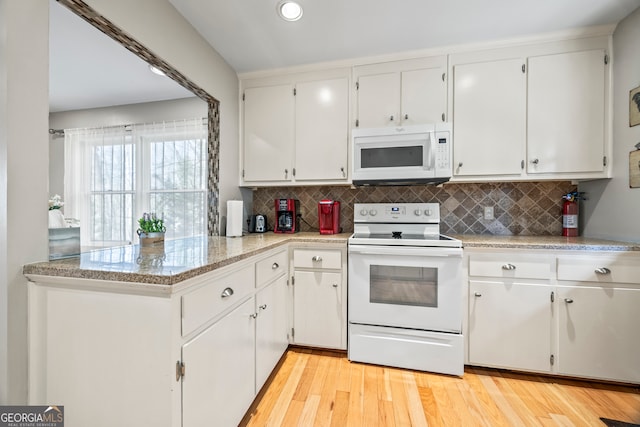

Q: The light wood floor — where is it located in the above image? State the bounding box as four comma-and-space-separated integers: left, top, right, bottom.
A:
240, 347, 640, 427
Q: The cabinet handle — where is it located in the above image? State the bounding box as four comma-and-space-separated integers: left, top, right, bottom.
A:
474, 292, 482, 297
250, 313, 258, 319
458, 162, 463, 168
221, 287, 234, 298
595, 267, 611, 275
564, 298, 574, 304
530, 158, 539, 165
312, 256, 323, 262
284, 169, 288, 179
389, 115, 394, 122
404, 114, 409, 120
332, 284, 338, 288
442, 113, 445, 122
501, 263, 516, 270
272, 262, 279, 270
259, 304, 267, 310
340, 166, 346, 177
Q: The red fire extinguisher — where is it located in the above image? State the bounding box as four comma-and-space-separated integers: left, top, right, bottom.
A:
562, 192, 580, 237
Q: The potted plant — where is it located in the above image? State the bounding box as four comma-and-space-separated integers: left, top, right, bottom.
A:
137, 212, 166, 247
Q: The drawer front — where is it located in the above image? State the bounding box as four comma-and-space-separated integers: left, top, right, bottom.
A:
256, 249, 287, 286
293, 248, 342, 270
469, 254, 552, 280
557, 256, 640, 284
182, 267, 254, 336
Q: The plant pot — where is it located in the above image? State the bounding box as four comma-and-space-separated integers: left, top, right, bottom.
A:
138, 231, 165, 247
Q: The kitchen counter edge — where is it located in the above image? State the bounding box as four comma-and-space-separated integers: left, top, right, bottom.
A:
455, 235, 640, 251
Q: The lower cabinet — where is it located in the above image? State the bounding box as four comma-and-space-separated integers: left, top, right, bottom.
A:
182, 297, 256, 427
466, 249, 640, 384
291, 245, 347, 350
557, 284, 640, 383
468, 281, 552, 372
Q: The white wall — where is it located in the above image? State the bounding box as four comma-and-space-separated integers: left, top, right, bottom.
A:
83, 0, 242, 229
0, 0, 49, 403
580, 7, 640, 243
48, 97, 207, 197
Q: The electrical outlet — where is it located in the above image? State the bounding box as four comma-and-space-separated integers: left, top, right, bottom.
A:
484, 206, 494, 220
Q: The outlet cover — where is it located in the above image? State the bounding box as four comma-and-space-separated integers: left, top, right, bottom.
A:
484, 206, 494, 220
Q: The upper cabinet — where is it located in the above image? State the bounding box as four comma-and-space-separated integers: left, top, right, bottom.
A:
450, 36, 611, 182
241, 69, 350, 186
354, 56, 447, 128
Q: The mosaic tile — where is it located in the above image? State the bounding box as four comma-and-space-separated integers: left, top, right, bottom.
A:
252, 181, 577, 236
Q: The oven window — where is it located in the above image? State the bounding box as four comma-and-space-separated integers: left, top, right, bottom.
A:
361, 146, 423, 168
369, 265, 437, 307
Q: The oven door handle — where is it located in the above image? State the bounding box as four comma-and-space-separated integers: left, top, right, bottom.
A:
348, 245, 462, 257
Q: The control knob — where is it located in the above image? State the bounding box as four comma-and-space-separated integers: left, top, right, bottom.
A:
359, 209, 368, 216
414, 209, 422, 216
369, 209, 377, 216
424, 209, 432, 216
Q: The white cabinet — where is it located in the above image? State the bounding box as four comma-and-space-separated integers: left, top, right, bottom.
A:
291, 246, 347, 349
527, 49, 606, 175
452, 58, 526, 177
556, 254, 640, 384
182, 297, 256, 427
469, 281, 552, 372
255, 274, 289, 392
466, 249, 640, 384
243, 84, 295, 182
467, 251, 554, 372
354, 56, 447, 128
27, 246, 290, 427
241, 70, 350, 186
450, 37, 610, 181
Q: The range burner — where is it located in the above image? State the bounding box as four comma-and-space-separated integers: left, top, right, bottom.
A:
391, 231, 402, 239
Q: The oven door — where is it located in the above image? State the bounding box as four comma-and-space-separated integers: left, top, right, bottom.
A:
348, 244, 463, 333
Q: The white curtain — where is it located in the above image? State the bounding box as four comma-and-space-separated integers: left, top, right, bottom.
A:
64, 118, 207, 248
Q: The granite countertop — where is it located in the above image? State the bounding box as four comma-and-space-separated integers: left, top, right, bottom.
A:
455, 235, 640, 251
23, 232, 350, 286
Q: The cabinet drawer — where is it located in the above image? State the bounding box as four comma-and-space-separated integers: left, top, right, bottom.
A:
293, 248, 341, 269
557, 255, 640, 284
182, 267, 254, 336
256, 249, 287, 286
469, 254, 552, 280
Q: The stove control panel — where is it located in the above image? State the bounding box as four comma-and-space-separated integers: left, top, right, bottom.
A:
354, 203, 440, 223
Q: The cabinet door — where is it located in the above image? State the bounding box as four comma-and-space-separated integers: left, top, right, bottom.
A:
294, 78, 349, 181
182, 298, 256, 427
557, 285, 640, 383
256, 275, 289, 392
356, 72, 400, 128
401, 67, 446, 125
293, 270, 343, 348
527, 49, 606, 174
243, 84, 294, 182
453, 58, 525, 177
468, 281, 552, 372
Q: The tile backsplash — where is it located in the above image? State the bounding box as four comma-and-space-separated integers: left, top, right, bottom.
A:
252, 181, 577, 235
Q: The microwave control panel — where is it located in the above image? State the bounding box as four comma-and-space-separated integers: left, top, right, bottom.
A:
434, 130, 451, 176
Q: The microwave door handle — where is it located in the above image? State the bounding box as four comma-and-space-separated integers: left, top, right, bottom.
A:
427, 132, 435, 171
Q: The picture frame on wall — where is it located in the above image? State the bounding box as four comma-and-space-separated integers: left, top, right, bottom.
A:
631, 85, 640, 127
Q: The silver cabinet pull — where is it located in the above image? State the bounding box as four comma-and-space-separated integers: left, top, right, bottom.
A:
595, 267, 611, 275
531, 158, 539, 165
259, 304, 267, 310
312, 256, 323, 262
502, 263, 516, 270
404, 114, 409, 120
458, 162, 463, 168
249, 313, 258, 319
474, 292, 482, 297
272, 262, 279, 270
341, 167, 346, 177
284, 168, 288, 178
564, 298, 574, 304
389, 115, 394, 121
332, 284, 338, 288
221, 287, 234, 298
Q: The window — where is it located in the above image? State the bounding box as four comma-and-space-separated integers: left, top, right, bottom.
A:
64, 118, 207, 248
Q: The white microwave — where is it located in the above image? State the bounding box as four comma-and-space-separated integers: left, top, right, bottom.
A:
352, 124, 452, 186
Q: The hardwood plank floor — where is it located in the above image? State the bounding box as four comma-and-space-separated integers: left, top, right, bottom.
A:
240, 348, 640, 427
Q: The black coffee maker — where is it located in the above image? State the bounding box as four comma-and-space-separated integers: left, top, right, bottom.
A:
273, 199, 300, 233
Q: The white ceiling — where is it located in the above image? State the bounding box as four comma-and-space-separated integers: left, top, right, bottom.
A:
50, 0, 640, 112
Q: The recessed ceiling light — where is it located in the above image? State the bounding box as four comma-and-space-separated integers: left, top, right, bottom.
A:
148, 64, 166, 76
277, 0, 303, 21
